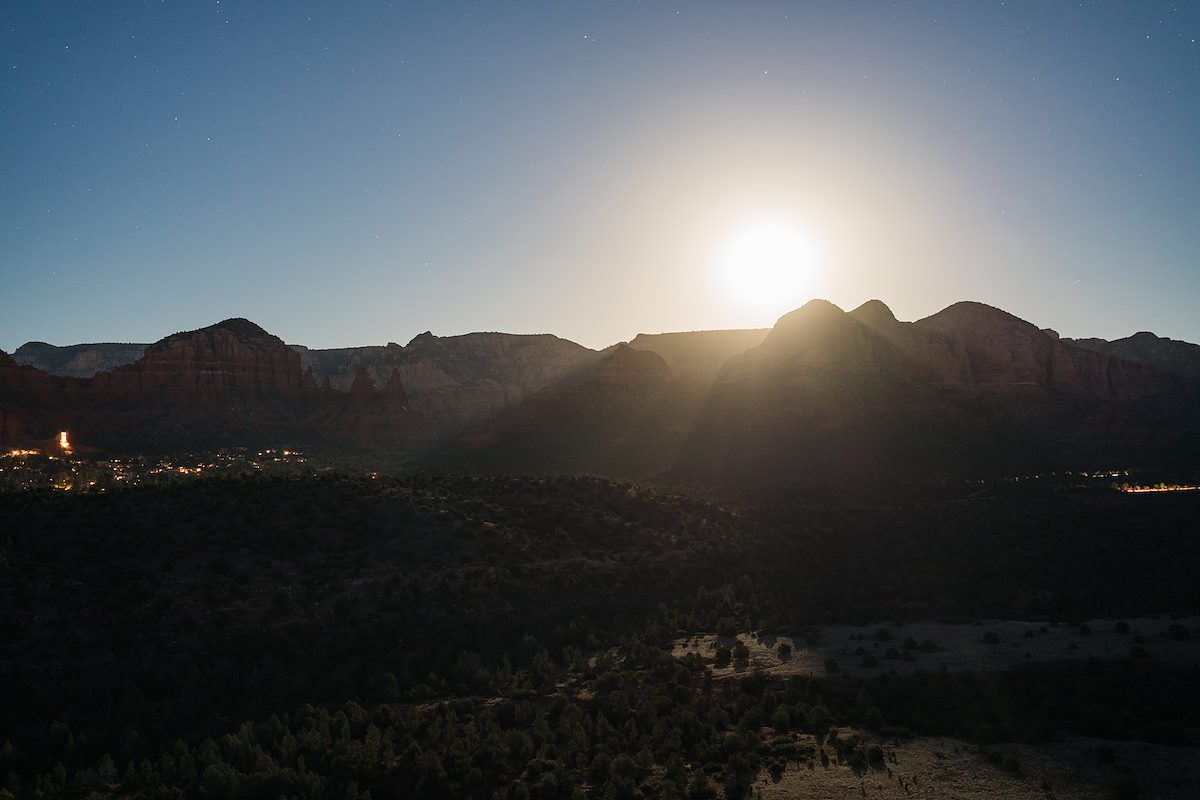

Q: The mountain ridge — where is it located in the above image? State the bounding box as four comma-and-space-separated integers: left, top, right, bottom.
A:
5, 300, 1198, 498
16, 311, 1196, 387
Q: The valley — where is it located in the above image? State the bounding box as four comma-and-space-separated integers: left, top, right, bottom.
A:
2, 301, 1198, 799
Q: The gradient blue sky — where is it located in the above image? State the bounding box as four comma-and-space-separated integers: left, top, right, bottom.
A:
3, 1, 1198, 351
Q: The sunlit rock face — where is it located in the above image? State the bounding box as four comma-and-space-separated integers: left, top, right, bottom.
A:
12, 341, 148, 378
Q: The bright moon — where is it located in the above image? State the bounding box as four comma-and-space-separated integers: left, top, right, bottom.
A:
723, 222, 815, 312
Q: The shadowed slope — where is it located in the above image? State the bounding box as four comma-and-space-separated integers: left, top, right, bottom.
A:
623, 328, 769, 382
673, 300, 1193, 501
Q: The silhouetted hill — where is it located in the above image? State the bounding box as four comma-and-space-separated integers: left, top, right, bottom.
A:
673, 300, 1195, 501
438, 343, 702, 477
623, 328, 769, 382
3, 302, 1198, 496
0, 319, 430, 451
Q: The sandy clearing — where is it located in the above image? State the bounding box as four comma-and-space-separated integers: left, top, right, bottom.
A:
672, 616, 1200, 680
752, 729, 1200, 800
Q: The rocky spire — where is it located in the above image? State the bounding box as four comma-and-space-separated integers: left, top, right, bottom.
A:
349, 364, 376, 406
381, 368, 409, 409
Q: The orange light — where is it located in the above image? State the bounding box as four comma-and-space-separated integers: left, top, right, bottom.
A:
1120, 484, 1199, 493
58, 431, 72, 452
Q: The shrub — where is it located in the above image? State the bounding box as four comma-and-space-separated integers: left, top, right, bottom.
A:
611, 754, 638, 782
1106, 776, 1142, 800
688, 770, 717, 799
808, 705, 831, 730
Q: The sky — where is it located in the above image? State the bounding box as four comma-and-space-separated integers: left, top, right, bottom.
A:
2, 1, 1198, 351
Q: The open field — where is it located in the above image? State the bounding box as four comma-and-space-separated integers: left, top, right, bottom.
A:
752, 728, 1200, 800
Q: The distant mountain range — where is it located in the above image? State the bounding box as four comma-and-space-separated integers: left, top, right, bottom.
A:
4, 301, 1197, 498
12, 340, 149, 378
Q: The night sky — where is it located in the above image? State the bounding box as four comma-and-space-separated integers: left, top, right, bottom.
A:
3, 2, 1198, 351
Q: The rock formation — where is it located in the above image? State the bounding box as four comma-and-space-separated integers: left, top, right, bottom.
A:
438, 343, 703, 478
593, 344, 671, 385
100, 318, 307, 407
12, 341, 147, 378
3, 303, 1197, 493
674, 299, 1194, 500
292, 331, 599, 428
1066, 331, 1200, 386
0, 319, 429, 451
0, 349, 48, 448
623, 328, 768, 383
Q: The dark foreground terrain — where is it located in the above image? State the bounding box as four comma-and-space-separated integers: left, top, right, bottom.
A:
1, 474, 1198, 799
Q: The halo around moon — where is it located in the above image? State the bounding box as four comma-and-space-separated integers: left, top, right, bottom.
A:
722, 221, 816, 313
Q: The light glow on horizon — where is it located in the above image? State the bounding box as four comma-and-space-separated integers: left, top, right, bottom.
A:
722, 222, 818, 318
